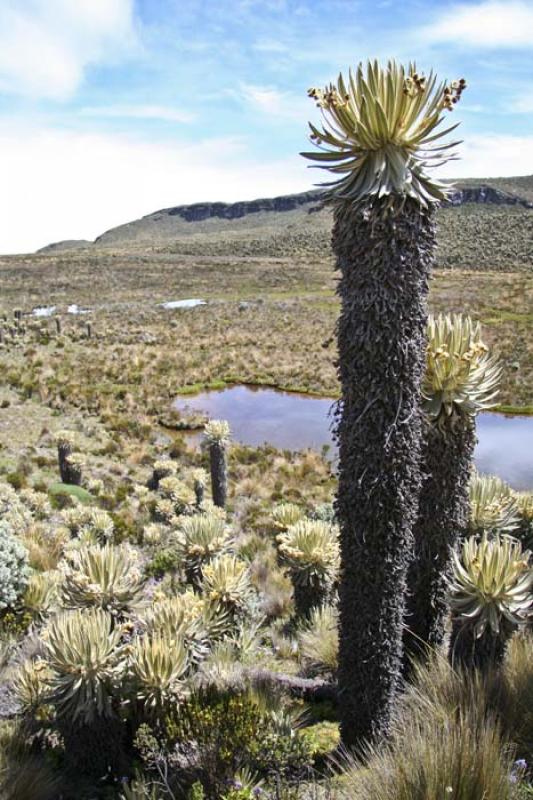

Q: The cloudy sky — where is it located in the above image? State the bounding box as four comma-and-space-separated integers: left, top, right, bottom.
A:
1, 0, 532, 253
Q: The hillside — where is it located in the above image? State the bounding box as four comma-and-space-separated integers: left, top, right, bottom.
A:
35, 177, 533, 274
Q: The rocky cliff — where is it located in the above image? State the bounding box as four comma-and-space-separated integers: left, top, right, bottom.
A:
97, 183, 533, 231
38, 179, 533, 252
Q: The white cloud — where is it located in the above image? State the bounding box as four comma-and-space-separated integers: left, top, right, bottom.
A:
0, 0, 136, 100
238, 83, 309, 121
510, 92, 533, 113
80, 105, 196, 123
436, 134, 533, 179
421, 0, 533, 48
0, 125, 312, 254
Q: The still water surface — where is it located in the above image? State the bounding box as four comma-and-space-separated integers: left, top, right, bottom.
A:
174, 385, 533, 490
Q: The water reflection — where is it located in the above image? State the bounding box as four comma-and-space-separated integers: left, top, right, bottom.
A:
174, 385, 533, 490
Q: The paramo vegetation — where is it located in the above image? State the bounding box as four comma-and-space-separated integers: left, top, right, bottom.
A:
0, 59, 532, 799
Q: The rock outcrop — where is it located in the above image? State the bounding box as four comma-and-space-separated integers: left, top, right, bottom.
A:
40, 181, 533, 252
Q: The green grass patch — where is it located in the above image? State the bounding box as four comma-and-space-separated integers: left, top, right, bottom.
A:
482, 311, 533, 325
494, 404, 533, 416
48, 482, 95, 504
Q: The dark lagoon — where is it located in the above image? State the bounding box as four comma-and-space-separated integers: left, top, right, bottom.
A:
174, 385, 533, 490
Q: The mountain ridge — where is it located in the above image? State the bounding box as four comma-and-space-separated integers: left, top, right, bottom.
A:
38, 176, 533, 253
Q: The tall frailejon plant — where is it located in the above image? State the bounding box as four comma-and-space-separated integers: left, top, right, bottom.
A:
302, 60, 465, 746
204, 420, 230, 509
403, 315, 501, 672
55, 430, 80, 485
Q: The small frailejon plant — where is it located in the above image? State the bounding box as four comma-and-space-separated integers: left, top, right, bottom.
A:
126, 631, 189, 713
271, 503, 305, 532
141, 591, 224, 663
201, 555, 254, 621
22, 571, 57, 622
85, 508, 115, 544
61, 506, 115, 544
19, 488, 52, 520
192, 468, 208, 508
158, 476, 196, 515
12, 657, 54, 717
61, 542, 145, 616
404, 315, 501, 672
41, 607, 129, 777
422, 314, 501, 424
64, 453, 84, 487
149, 458, 178, 490
178, 512, 233, 587
277, 520, 339, 617
0, 521, 30, 611
448, 534, 533, 671
43, 607, 122, 724
55, 429, 77, 484
469, 473, 520, 535
514, 492, 533, 549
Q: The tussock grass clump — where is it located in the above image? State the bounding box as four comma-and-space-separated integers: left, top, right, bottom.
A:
338, 650, 532, 800
399, 643, 533, 765
20, 525, 67, 572
22, 571, 57, 621
0, 722, 59, 800
340, 707, 514, 800
297, 604, 338, 675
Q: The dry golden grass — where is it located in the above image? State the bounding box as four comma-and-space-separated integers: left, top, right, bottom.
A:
0, 268, 530, 417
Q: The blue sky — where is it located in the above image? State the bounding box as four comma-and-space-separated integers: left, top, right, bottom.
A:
1, 0, 532, 253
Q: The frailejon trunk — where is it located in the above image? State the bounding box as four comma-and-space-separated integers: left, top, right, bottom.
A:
293, 578, 333, 619
57, 441, 72, 484
449, 620, 507, 673
334, 200, 434, 747
209, 441, 227, 508
403, 418, 476, 674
